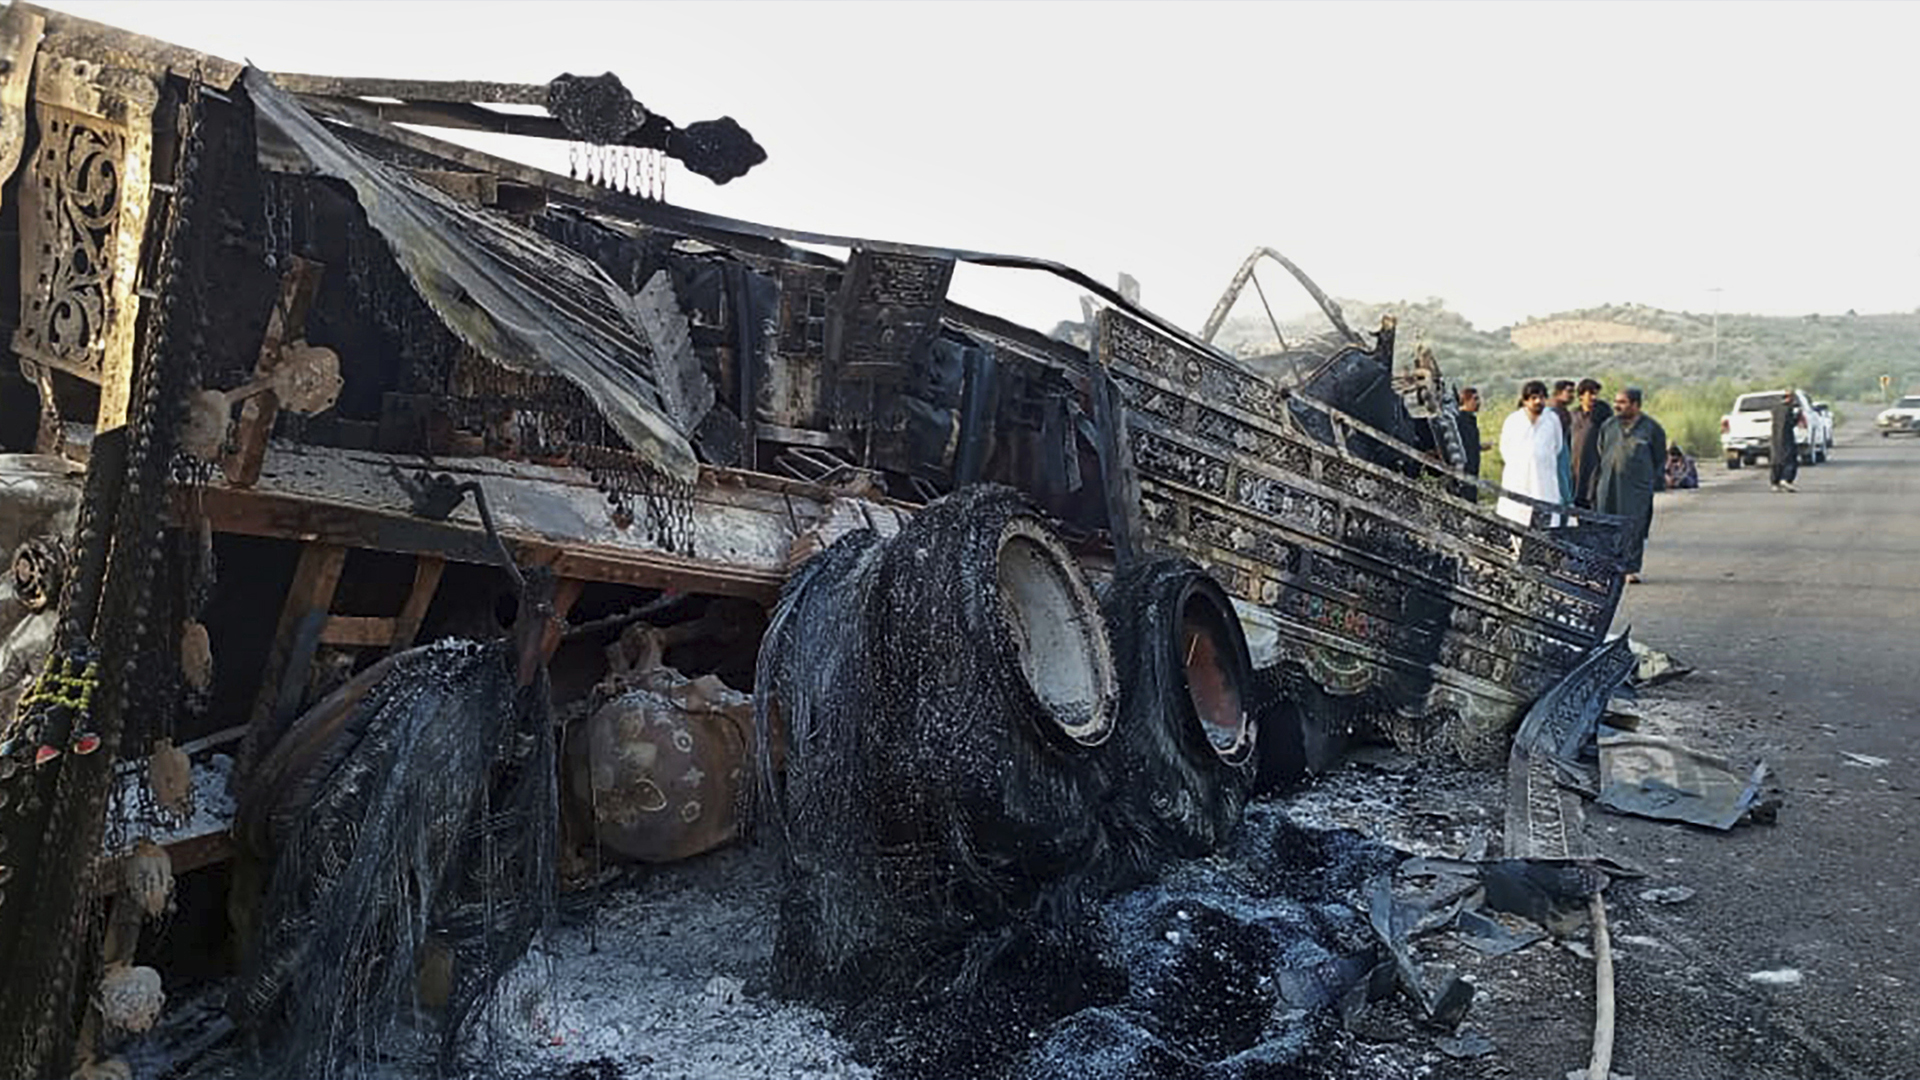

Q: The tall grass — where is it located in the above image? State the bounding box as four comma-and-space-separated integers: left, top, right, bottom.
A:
1645, 377, 1763, 462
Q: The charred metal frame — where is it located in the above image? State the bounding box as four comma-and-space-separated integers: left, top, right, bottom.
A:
0, 5, 1633, 1069
0, 3, 1628, 766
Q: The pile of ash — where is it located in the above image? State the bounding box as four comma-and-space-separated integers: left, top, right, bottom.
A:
127, 807, 1426, 1080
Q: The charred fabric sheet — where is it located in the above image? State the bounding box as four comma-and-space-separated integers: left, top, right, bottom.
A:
752, 485, 1120, 1001
229, 635, 557, 1079
244, 68, 701, 484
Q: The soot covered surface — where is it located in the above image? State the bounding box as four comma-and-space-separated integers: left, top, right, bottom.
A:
128, 808, 1422, 1080
866, 803, 1409, 1080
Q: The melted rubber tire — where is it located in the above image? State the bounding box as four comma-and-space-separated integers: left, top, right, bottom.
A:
1096, 558, 1257, 876
756, 485, 1119, 999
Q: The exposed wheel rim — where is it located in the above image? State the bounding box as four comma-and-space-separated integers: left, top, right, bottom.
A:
995, 518, 1117, 747
1176, 584, 1254, 764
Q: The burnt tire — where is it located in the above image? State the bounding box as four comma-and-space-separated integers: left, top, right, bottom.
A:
1096, 558, 1256, 875
757, 485, 1119, 997
1247, 665, 1371, 795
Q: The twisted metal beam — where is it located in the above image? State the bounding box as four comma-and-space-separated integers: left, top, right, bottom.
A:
1199, 246, 1360, 347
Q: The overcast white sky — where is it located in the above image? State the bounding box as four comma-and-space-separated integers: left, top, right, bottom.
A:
43, 0, 1920, 335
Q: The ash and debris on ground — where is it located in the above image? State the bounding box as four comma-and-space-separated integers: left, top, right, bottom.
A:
130, 686, 1769, 1080
130, 773, 1534, 1080
1281, 747, 1505, 862
478, 846, 869, 1080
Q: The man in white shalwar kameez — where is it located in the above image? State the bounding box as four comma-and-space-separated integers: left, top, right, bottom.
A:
1496, 380, 1563, 526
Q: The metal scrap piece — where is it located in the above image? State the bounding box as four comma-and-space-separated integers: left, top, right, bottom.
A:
1505, 636, 1636, 862
1597, 732, 1769, 830
1452, 908, 1547, 957
632, 270, 714, 436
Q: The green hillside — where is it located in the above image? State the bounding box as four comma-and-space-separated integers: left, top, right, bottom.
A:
1217, 299, 1920, 401
1213, 298, 1920, 478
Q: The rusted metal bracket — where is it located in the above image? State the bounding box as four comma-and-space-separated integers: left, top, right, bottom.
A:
223, 256, 325, 488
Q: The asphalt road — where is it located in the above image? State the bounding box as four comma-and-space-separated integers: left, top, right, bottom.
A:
1590, 415, 1920, 1078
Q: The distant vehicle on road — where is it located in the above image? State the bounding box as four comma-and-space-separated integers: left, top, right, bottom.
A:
1721, 389, 1825, 469
1877, 394, 1920, 437
1812, 402, 1836, 455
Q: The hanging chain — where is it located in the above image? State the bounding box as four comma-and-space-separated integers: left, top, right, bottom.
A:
114, 72, 211, 841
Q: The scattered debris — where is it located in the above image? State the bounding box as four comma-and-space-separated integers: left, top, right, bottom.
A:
1437, 1030, 1496, 1058
1502, 641, 1630, 1080
1597, 732, 1769, 830
1481, 860, 1611, 936
1636, 886, 1697, 906
1627, 641, 1694, 687
1452, 908, 1548, 957
1506, 636, 1637, 863
1840, 752, 1890, 769
1368, 871, 1475, 1029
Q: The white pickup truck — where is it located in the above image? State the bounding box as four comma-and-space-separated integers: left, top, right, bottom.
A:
1720, 389, 1828, 469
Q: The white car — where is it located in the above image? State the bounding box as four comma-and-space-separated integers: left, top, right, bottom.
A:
1879, 394, 1920, 437
1720, 389, 1827, 468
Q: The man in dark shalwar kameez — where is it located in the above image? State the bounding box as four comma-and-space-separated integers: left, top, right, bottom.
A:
1596, 386, 1666, 583
1769, 390, 1801, 492
1569, 377, 1611, 508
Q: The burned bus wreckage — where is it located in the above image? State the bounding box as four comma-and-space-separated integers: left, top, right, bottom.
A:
0, 7, 1632, 1079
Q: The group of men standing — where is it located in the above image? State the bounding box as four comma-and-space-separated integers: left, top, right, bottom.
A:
1455, 379, 1666, 583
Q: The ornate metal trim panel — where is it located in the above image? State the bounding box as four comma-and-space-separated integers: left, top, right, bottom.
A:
1505, 635, 1635, 860
1094, 308, 1623, 730
823, 246, 954, 427
12, 52, 156, 431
